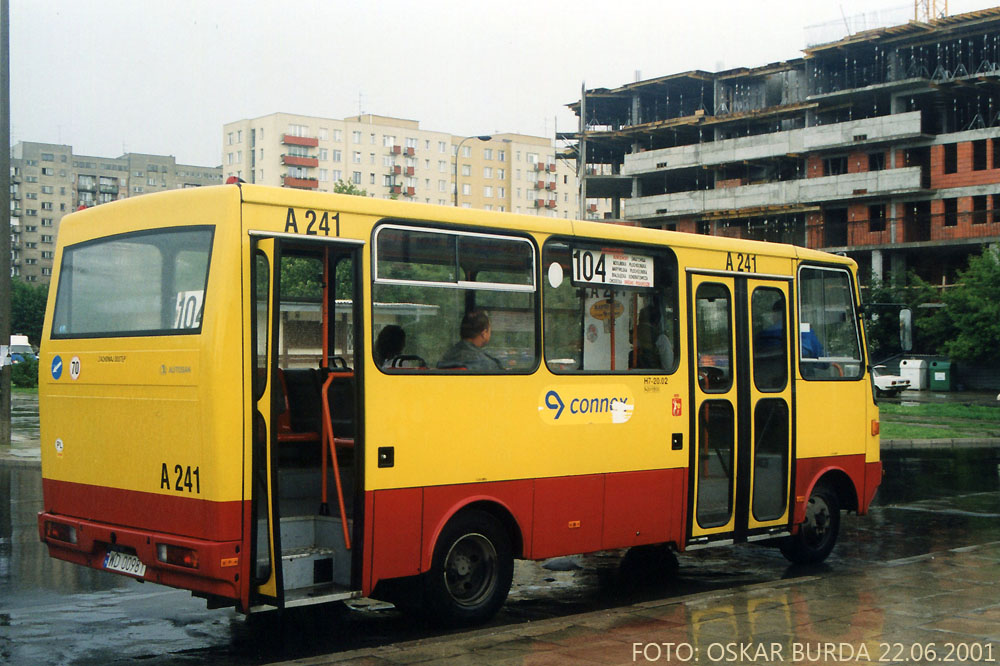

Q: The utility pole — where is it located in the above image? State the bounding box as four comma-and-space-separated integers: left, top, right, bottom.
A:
1, 0, 10, 447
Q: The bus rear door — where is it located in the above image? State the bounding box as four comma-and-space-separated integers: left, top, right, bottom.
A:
247, 232, 364, 610
688, 273, 794, 547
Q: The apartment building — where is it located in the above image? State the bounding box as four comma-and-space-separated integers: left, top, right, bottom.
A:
9, 141, 222, 282
569, 7, 1000, 287
222, 113, 606, 221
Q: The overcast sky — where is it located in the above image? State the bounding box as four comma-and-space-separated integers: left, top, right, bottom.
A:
10, 0, 998, 166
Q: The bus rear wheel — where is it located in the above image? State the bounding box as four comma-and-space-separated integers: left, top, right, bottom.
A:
424, 510, 513, 627
780, 484, 840, 565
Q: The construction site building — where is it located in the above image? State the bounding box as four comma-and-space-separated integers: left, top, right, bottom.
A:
568, 7, 1000, 287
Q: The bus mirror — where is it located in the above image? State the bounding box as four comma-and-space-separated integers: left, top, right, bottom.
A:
899, 308, 913, 352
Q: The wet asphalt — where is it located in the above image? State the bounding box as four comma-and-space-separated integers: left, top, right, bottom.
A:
1, 391, 999, 664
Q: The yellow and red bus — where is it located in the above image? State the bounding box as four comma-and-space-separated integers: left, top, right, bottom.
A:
38, 184, 881, 624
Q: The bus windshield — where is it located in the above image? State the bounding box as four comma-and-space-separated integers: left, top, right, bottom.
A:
51, 226, 214, 338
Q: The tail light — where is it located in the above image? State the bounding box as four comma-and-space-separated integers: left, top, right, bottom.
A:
157, 543, 199, 569
45, 521, 78, 545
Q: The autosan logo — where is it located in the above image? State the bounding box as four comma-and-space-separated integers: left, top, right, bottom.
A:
539, 385, 635, 425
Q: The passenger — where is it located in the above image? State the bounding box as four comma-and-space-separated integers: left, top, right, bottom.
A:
437, 309, 504, 372
635, 303, 674, 370
374, 324, 406, 368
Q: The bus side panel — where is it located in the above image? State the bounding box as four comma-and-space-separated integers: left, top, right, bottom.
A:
601, 468, 687, 551
792, 454, 866, 524
369, 488, 423, 583
421, 480, 535, 569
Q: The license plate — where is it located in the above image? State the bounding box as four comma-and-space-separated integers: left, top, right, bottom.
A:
103, 550, 147, 578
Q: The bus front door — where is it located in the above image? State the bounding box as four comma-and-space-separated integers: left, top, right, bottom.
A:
688, 274, 793, 547
248, 234, 364, 610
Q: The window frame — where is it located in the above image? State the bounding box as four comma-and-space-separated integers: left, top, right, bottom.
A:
542, 235, 680, 376
371, 220, 540, 375
796, 263, 864, 382
50, 225, 215, 340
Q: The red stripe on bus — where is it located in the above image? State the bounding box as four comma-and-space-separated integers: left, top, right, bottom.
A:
367, 469, 688, 589
42, 478, 242, 541
792, 454, 867, 524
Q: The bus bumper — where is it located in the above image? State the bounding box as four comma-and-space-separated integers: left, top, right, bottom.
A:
38, 511, 242, 601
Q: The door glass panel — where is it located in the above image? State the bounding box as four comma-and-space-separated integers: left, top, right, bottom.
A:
695, 283, 732, 393
751, 288, 788, 392
253, 251, 270, 400
752, 399, 789, 521
697, 400, 734, 528
798, 267, 863, 380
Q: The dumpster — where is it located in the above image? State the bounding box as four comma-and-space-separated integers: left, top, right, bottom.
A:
929, 360, 953, 391
899, 358, 928, 390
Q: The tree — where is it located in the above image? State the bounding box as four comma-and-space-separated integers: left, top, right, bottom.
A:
916, 248, 1000, 364
333, 180, 368, 197
10, 280, 49, 346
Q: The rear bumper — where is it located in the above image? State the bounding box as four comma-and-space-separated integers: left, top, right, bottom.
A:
38, 511, 242, 600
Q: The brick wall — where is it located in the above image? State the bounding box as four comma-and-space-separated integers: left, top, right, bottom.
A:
930, 140, 1000, 189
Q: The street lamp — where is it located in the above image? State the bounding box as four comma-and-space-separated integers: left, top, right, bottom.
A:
454, 135, 492, 207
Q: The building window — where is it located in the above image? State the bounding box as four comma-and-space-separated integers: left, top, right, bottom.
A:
943, 198, 958, 226
483, 167, 492, 178
462, 165, 471, 177
973, 140, 988, 171
484, 186, 493, 197
438, 141, 447, 153
944, 144, 958, 174
319, 148, 328, 160
352, 171, 362, 185
333, 129, 342, 142
462, 183, 471, 195
868, 152, 885, 171
972, 195, 988, 224
352, 151, 361, 163
352, 131, 362, 143
498, 150, 506, 161
484, 148, 493, 160
823, 156, 847, 176
868, 204, 886, 232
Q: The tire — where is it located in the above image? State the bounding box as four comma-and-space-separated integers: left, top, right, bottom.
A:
423, 509, 513, 627
780, 484, 840, 565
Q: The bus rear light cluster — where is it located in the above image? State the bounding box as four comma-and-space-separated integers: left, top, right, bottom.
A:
45, 521, 78, 545
157, 543, 199, 569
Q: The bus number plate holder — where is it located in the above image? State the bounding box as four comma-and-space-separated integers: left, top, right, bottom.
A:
103, 549, 147, 578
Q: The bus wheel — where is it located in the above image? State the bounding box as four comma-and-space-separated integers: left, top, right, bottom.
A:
780, 484, 840, 565
424, 510, 513, 626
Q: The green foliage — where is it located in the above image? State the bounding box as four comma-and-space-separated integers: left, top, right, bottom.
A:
10, 279, 49, 345
11, 358, 39, 388
333, 180, 368, 197
915, 249, 1000, 364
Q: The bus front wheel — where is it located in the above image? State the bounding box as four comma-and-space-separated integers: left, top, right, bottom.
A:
780, 484, 840, 565
423, 509, 513, 626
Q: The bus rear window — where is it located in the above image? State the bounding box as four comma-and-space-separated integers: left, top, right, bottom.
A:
51, 227, 214, 338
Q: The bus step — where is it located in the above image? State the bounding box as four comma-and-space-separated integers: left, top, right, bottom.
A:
281, 546, 350, 591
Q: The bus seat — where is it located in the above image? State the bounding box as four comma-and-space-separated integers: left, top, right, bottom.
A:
275, 369, 320, 444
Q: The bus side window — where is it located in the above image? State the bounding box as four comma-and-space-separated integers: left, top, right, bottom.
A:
797, 266, 863, 380
372, 225, 537, 373
542, 240, 678, 374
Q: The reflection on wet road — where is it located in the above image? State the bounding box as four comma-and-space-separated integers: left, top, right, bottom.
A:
2, 446, 998, 664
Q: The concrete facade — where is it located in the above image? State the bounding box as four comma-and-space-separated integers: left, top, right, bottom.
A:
568, 7, 1000, 287
222, 113, 609, 221
9, 142, 222, 283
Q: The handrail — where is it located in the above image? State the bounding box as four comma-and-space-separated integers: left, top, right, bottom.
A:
320, 371, 352, 550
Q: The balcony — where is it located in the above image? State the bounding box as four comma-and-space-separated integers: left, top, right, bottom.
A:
535, 180, 546, 190
405, 186, 415, 196
625, 167, 924, 219
547, 182, 557, 191
406, 147, 415, 156
281, 154, 319, 168
534, 199, 544, 208
390, 185, 402, 195
623, 111, 924, 175
77, 182, 97, 193
99, 184, 118, 194
392, 165, 402, 175
546, 200, 557, 208
282, 175, 319, 189
282, 134, 319, 147
405, 166, 415, 176
391, 145, 402, 155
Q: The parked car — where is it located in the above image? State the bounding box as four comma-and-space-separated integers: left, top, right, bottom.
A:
9, 335, 37, 364
872, 364, 910, 397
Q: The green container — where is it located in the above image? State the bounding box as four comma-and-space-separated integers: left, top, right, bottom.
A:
929, 360, 953, 391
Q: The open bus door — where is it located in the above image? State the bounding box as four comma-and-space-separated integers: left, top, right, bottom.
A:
247, 232, 365, 611
687, 273, 794, 548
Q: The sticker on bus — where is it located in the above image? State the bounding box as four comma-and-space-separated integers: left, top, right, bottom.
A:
539, 386, 635, 425
570, 248, 654, 288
